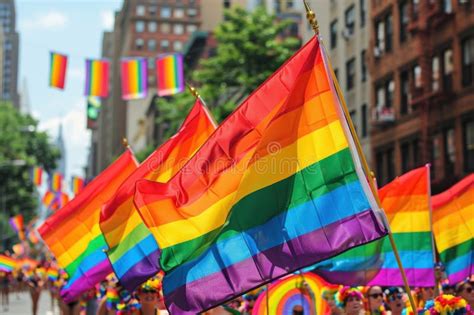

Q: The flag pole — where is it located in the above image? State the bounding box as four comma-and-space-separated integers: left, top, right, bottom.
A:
186, 83, 219, 128
302, 1, 417, 312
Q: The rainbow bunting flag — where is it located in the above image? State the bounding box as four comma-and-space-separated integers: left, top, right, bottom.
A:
120, 58, 148, 100
9, 214, 25, 241
38, 149, 137, 302
0, 255, 17, 272
432, 174, 474, 284
313, 166, 435, 287
49, 52, 68, 89
156, 53, 184, 96
134, 36, 387, 313
32, 167, 43, 186
71, 176, 85, 195
85, 59, 110, 97
100, 98, 216, 292
50, 172, 63, 192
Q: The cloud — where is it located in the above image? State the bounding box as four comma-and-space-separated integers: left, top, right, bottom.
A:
20, 11, 68, 31
101, 10, 114, 30
38, 99, 90, 178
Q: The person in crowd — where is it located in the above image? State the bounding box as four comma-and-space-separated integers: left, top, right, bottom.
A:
415, 287, 435, 309
0, 271, 9, 311
424, 294, 471, 315
336, 287, 364, 315
456, 280, 474, 310
384, 287, 405, 315
323, 287, 342, 315
26, 267, 44, 315
442, 284, 456, 296
366, 286, 386, 315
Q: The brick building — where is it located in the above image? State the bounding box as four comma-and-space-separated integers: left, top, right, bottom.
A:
368, 0, 474, 192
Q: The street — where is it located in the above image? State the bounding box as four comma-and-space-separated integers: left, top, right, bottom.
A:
0, 290, 59, 315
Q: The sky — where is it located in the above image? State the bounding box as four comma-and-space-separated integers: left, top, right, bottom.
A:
17, 0, 123, 179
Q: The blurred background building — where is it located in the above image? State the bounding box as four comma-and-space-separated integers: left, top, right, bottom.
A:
0, 0, 19, 108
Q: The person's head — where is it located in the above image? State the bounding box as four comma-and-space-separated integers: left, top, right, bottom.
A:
384, 287, 405, 315
420, 287, 435, 301
367, 286, 384, 312
322, 288, 338, 308
337, 287, 363, 315
292, 305, 304, 315
442, 283, 455, 295
456, 281, 474, 305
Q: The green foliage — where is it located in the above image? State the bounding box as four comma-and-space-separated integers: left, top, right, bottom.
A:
0, 103, 60, 245
153, 6, 301, 145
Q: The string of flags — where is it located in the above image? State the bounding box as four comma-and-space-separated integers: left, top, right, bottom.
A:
49, 51, 185, 99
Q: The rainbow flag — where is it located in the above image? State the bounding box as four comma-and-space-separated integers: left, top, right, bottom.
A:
432, 174, 474, 284
38, 149, 138, 302
120, 58, 147, 100
9, 214, 25, 241
156, 53, 184, 96
71, 176, 85, 195
0, 255, 16, 272
47, 268, 59, 281
32, 167, 43, 186
313, 166, 435, 287
134, 37, 387, 313
85, 59, 110, 97
100, 99, 216, 292
49, 52, 68, 89
42, 190, 69, 211
50, 172, 63, 192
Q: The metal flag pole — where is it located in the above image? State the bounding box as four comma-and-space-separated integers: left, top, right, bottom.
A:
186, 83, 219, 129
302, 1, 418, 312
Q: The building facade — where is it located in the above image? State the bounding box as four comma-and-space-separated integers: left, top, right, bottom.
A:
0, 0, 19, 108
368, 0, 474, 191
328, 0, 371, 163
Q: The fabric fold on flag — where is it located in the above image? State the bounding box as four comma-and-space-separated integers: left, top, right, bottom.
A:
432, 174, 474, 284
100, 99, 216, 292
38, 149, 138, 302
134, 36, 387, 314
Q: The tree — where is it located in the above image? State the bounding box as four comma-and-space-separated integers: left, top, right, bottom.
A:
0, 103, 60, 246
151, 6, 300, 145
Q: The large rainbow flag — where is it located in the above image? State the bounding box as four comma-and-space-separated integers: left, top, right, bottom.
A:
38, 150, 137, 302
134, 36, 387, 313
9, 214, 25, 241
120, 58, 148, 100
0, 255, 17, 272
432, 174, 474, 284
100, 99, 216, 292
314, 166, 434, 286
49, 52, 68, 89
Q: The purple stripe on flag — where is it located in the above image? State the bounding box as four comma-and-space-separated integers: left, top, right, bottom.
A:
447, 265, 474, 284
119, 249, 160, 292
163, 209, 386, 314
368, 267, 435, 287
85, 60, 91, 95
60, 259, 110, 303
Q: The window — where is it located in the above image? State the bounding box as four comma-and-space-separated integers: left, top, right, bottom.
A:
375, 20, 385, 53
412, 0, 419, 19
345, 5, 355, 35
400, 70, 410, 115
148, 39, 156, 51
399, 0, 409, 43
350, 110, 357, 132
387, 148, 395, 183
401, 142, 410, 173
385, 13, 393, 52
445, 128, 456, 174
135, 38, 144, 50
135, 21, 145, 33
432, 56, 440, 91
224, 0, 231, 9
432, 134, 441, 180
174, 8, 184, 18
161, 40, 170, 51
361, 104, 367, 138
161, 23, 170, 33
413, 64, 422, 88
148, 21, 157, 32
330, 20, 337, 49
161, 6, 172, 18
187, 8, 198, 17
464, 120, 474, 172
148, 57, 155, 69
376, 84, 385, 109
462, 36, 474, 87
443, 0, 452, 13
173, 24, 184, 35
187, 24, 197, 33
386, 79, 395, 108
443, 48, 453, 91
136, 4, 146, 16
360, 0, 366, 27
346, 58, 356, 90
173, 41, 183, 51
361, 50, 367, 82
149, 5, 157, 15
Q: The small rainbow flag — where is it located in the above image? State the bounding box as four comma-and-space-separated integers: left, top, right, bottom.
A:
49, 52, 68, 89
85, 59, 110, 97
9, 214, 25, 241
50, 172, 62, 192
32, 167, 43, 186
47, 268, 59, 281
432, 174, 474, 284
42, 190, 69, 211
120, 58, 148, 100
156, 53, 184, 96
0, 255, 17, 272
71, 176, 85, 195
